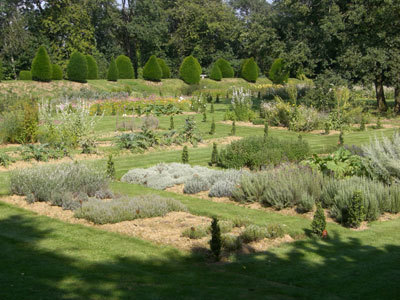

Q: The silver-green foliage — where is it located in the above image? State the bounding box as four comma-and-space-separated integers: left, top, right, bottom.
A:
75, 195, 187, 224
232, 164, 323, 211
362, 133, 400, 184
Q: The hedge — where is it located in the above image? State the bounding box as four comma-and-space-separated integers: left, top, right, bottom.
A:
179, 56, 201, 85
216, 58, 234, 78
241, 58, 258, 83
52, 65, 63, 80
19, 70, 32, 80
107, 58, 118, 81
116, 55, 134, 79
86, 55, 98, 80
209, 63, 222, 81
269, 58, 289, 84
143, 55, 162, 82
157, 58, 171, 79
31, 46, 52, 82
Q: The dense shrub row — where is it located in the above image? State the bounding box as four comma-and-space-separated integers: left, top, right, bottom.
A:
217, 136, 310, 170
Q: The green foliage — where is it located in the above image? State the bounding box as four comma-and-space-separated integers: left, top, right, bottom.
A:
311, 202, 326, 236
376, 117, 383, 129
264, 121, 269, 140
232, 164, 322, 211
107, 58, 118, 81
216, 58, 234, 78
347, 191, 365, 228
0, 153, 15, 168
210, 217, 222, 261
0, 59, 3, 81
360, 115, 366, 131
303, 148, 365, 179
51, 64, 63, 80
338, 130, 344, 146
241, 58, 258, 83
226, 88, 255, 121
106, 154, 116, 179
169, 115, 175, 130
67, 52, 88, 83
116, 55, 134, 79
209, 63, 222, 81
86, 55, 99, 80
179, 56, 201, 85
19, 144, 65, 162
157, 58, 171, 79
240, 225, 268, 243
202, 111, 207, 122
269, 58, 289, 84
209, 143, 219, 166
182, 226, 208, 239
143, 55, 162, 82
31, 46, 52, 82
209, 118, 216, 135
217, 136, 310, 170
182, 145, 189, 164
19, 70, 32, 80
221, 234, 242, 252
230, 120, 236, 136
183, 176, 210, 194
75, 195, 187, 224
210, 103, 214, 113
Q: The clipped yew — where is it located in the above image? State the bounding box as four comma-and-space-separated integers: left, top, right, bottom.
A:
241, 58, 258, 83
52, 64, 63, 80
157, 58, 171, 79
107, 57, 118, 82
31, 46, 52, 82
19, 70, 32, 80
116, 55, 134, 79
216, 58, 234, 78
180, 55, 201, 85
269, 58, 289, 84
209, 63, 222, 81
143, 55, 162, 81
86, 55, 98, 80
67, 52, 88, 83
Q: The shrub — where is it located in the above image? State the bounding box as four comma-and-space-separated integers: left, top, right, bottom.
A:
143, 55, 162, 82
19, 70, 32, 80
346, 191, 365, 228
209, 143, 219, 166
86, 55, 98, 80
297, 193, 315, 213
0, 153, 15, 167
10, 162, 109, 207
142, 115, 159, 130
210, 217, 222, 261
20, 144, 65, 162
67, 52, 88, 83
311, 202, 326, 236
222, 234, 242, 251
51, 64, 63, 80
269, 58, 289, 84
182, 226, 209, 239
209, 63, 222, 81
107, 57, 118, 81
232, 164, 322, 210
180, 56, 201, 85
208, 180, 236, 198
240, 225, 267, 243
228, 87, 254, 121
31, 46, 52, 82
241, 58, 258, 83
230, 120, 236, 136
106, 154, 116, 179
209, 118, 216, 135
266, 224, 285, 239
116, 55, 134, 79
169, 115, 175, 130
264, 121, 269, 139
183, 175, 210, 194
75, 195, 187, 224
157, 58, 171, 79
216, 58, 234, 78
217, 136, 310, 170
182, 146, 189, 164
239, 58, 250, 78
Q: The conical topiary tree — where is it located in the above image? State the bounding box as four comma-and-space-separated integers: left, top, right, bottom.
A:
209, 63, 222, 81
157, 58, 171, 79
238, 58, 250, 78
107, 57, 118, 81
116, 55, 134, 79
19, 70, 32, 80
67, 52, 88, 83
86, 55, 98, 80
311, 202, 326, 236
143, 55, 162, 82
52, 64, 63, 80
179, 56, 201, 85
31, 46, 52, 82
216, 58, 234, 78
241, 58, 258, 83
269, 58, 289, 84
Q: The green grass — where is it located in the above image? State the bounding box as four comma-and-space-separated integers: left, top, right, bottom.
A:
1, 200, 399, 299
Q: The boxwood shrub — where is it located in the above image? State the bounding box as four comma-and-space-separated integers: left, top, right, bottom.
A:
31, 46, 52, 82
51, 64, 63, 80
216, 58, 234, 78
209, 63, 222, 81
19, 70, 32, 80
180, 55, 201, 85
116, 55, 134, 79
241, 58, 258, 83
67, 52, 88, 83
143, 55, 162, 81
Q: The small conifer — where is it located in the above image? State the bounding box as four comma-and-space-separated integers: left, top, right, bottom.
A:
182, 145, 189, 163
106, 154, 116, 179
169, 115, 175, 130
209, 118, 216, 135
210, 217, 222, 261
311, 202, 326, 236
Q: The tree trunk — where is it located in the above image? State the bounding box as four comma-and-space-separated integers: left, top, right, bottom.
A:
375, 76, 388, 112
395, 86, 400, 114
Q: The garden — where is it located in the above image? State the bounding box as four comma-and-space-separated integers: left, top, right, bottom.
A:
1, 1, 400, 299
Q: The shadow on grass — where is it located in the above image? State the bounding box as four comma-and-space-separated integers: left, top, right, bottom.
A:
0, 213, 399, 299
